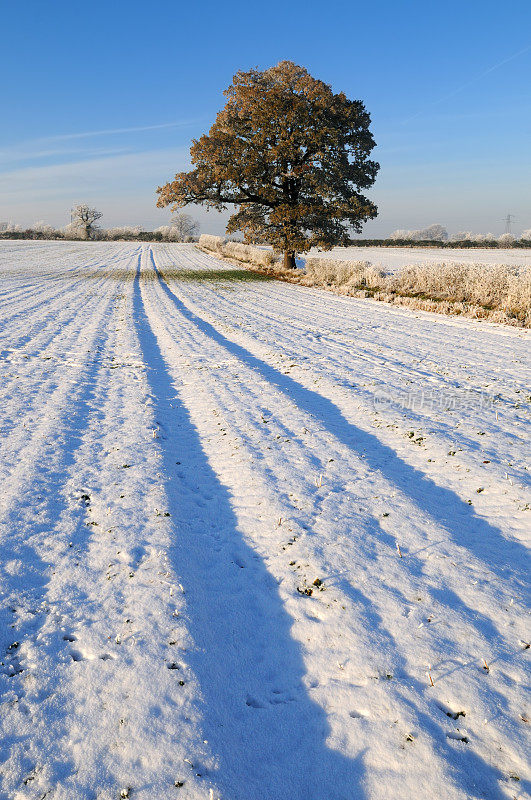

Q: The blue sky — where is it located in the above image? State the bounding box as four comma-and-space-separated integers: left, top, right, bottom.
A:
1, 0, 530, 236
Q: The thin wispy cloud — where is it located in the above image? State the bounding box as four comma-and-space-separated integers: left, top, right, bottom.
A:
0, 119, 203, 171
42, 119, 202, 142
0, 147, 189, 204
0, 146, 230, 231
401, 42, 531, 124
0, 145, 132, 167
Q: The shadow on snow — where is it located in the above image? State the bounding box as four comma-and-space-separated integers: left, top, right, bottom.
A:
0, 285, 120, 790
147, 247, 523, 800
132, 257, 366, 799
151, 252, 529, 596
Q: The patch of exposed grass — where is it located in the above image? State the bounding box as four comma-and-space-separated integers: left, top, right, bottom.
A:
159, 267, 273, 282
67, 267, 273, 283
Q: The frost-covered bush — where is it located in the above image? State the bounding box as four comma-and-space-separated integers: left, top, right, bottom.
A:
223, 241, 277, 267
199, 234, 278, 267
32, 221, 57, 237
450, 231, 501, 243
62, 222, 85, 240
153, 225, 182, 242
388, 262, 529, 322
450, 231, 475, 241
107, 225, 142, 238
153, 223, 198, 242
497, 233, 515, 246
388, 224, 448, 242
199, 234, 226, 252
218, 241, 251, 261
305, 258, 385, 288
303, 257, 530, 325
0, 221, 63, 239
387, 229, 412, 241
470, 232, 497, 243
520, 228, 531, 242
421, 224, 449, 242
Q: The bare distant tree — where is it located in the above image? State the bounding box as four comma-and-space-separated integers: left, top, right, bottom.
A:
70, 204, 103, 239
170, 212, 199, 241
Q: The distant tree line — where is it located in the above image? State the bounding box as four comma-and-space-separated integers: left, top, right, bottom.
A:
385, 224, 531, 247
0, 207, 200, 242
1, 209, 529, 248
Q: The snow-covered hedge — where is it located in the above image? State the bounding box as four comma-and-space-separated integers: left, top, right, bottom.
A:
198, 235, 278, 267
304, 257, 385, 289
107, 225, 143, 238
302, 258, 530, 326
449, 231, 497, 243
152, 225, 197, 242
199, 234, 226, 253
388, 262, 529, 320
388, 228, 531, 246
497, 233, 515, 247
222, 241, 277, 267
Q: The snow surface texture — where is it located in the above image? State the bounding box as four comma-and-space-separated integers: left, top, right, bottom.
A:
0, 240, 529, 800
306, 246, 531, 271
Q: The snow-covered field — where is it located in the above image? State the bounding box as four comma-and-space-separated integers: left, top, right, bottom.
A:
307, 245, 531, 271
0, 240, 529, 800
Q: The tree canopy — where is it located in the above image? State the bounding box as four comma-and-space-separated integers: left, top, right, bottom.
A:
157, 61, 379, 267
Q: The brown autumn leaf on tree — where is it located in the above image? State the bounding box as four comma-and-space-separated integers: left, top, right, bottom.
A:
156, 61, 379, 269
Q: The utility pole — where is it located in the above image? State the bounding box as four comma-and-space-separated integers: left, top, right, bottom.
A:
503, 213, 515, 234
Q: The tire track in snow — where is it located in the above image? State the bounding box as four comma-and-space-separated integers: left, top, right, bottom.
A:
0, 242, 132, 348
150, 249, 528, 586
143, 244, 529, 798
0, 247, 216, 800
0, 246, 137, 466
0, 243, 528, 800
0, 282, 129, 798
156, 244, 529, 486
136, 245, 377, 800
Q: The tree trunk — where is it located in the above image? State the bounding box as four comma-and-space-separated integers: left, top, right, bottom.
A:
283, 251, 296, 269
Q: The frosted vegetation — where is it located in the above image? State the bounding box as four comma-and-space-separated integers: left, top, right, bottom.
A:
199, 235, 531, 327
304, 259, 530, 326
387, 224, 530, 245
0, 211, 200, 243
198, 234, 277, 267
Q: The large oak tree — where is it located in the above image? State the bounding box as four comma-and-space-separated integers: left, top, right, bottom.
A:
157, 61, 379, 268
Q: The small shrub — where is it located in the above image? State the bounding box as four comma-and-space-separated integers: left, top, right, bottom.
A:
199, 235, 278, 267
199, 234, 226, 253
305, 257, 386, 289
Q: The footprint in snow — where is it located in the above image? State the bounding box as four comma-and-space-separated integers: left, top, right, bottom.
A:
246, 690, 295, 708
70, 648, 116, 663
